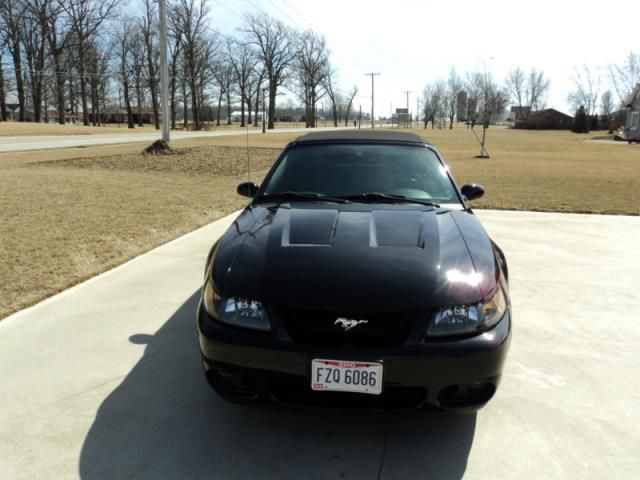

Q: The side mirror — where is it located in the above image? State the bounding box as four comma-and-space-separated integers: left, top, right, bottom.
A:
237, 181, 259, 198
461, 183, 485, 201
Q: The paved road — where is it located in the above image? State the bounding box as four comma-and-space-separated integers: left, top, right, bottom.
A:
1, 210, 639, 479
0, 126, 352, 153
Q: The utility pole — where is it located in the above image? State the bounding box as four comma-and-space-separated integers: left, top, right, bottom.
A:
402, 90, 411, 128
365, 72, 380, 129
158, 0, 170, 142
358, 105, 361, 129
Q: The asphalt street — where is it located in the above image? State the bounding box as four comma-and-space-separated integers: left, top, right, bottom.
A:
0, 126, 351, 153
1, 210, 639, 479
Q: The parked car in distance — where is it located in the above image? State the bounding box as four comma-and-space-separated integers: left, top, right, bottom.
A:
197, 130, 511, 412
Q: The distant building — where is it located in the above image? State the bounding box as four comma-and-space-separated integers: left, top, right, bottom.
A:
391, 108, 411, 127
507, 106, 532, 122
515, 108, 574, 130
624, 83, 640, 143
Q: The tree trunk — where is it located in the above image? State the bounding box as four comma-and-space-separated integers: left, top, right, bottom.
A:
189, 61, 199, 129
216, 90, 223, 126
246, 97, 252, 125
182, 76, 188, 129
51, 51, 66, 124
268, 83, 276, 129
10, 38, 26, 121
226, 89, 232, 125
69, 77, 76, 122
240, 90, 245, 127
136, 79, 143, 127
91, 78, 97, 126
78, 44, 89, 126
0, 63, 6, 121
146, 48, 159, 129
124, 80, 134, 128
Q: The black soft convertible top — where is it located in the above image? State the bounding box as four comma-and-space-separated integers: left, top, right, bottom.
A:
291, 129, 428, 145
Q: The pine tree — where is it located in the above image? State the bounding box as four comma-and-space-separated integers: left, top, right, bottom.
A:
572, 106, 589, 133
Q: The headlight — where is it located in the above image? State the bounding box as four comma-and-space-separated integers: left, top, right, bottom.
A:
426, 285, 507, 337
203, 280, 271, 331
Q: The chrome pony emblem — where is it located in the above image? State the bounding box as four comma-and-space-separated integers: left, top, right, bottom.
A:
334, 317, 369, 331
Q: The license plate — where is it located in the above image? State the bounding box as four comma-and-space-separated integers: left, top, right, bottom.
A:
311, 359, 383, 395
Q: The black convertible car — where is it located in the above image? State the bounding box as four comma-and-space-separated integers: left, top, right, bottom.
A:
197, 130, 511, 412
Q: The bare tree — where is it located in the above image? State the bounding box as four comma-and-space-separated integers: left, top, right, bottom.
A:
445, 67, 462, 129
467, 70, 508, 157
228, 40, 258, 127
506, 67, 549, 118
243, 67, 263, 125
22, 0, 49, 122
506, 67, 526, 115
243, 14, 297, 129
422, 82, 444, 129
113, 22, 135, 128
173, 0, 213, 130
42, 0, 72, 124
63, 0, 119, 125
252, 68, 265, 127
130, 32, 146, 127
526, 68, 549, 112
343, 86, 358, 126
609, 51, 640, 104
600, 90, 614, 129
0, 49, 7, 120
321, 65, 340, 127
568, 65, 600, 116
168, 4, 183, 129
139, 0, 160, 129
0, 0, 26, 121
292, 30, 328, 128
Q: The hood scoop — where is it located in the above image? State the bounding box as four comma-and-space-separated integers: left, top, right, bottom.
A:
370, 210, 425, 248
282, 209, 338, 246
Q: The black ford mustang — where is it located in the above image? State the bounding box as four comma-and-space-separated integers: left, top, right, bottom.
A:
197, 130, 511, 412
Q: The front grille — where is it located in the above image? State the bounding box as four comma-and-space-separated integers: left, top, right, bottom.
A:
281, 307, 416, 347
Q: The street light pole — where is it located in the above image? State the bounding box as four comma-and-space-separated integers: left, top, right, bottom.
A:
158, 0, 170, 142
262, 88, 266, 134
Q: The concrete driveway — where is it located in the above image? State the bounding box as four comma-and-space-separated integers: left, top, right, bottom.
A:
1, 210, 639, 479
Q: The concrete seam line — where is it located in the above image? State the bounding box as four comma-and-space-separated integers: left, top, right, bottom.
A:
0, 210, 242, 327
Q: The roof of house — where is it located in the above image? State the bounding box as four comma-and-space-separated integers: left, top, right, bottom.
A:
526, 108, 574, 120
292, 130, 427, 145
624, 84, 640, 108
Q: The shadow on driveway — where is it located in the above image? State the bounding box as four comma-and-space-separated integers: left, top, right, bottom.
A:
79, 292, 476, 479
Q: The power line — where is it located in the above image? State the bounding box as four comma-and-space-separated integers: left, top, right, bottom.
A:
212, 0, 245, 22
278, 0, 314, 29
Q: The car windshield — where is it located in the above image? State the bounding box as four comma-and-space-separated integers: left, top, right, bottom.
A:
260, 144, 460, 204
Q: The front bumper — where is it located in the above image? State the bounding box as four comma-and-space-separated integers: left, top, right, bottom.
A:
197, 302, 511, 412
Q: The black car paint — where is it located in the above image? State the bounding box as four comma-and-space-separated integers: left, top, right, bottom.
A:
198, 133, 511, 412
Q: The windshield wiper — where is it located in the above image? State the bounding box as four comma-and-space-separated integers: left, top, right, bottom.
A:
337, 192, 440, 207
257, 191, 351, 204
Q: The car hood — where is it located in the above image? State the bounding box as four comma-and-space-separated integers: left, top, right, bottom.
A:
211, 204, 499, 310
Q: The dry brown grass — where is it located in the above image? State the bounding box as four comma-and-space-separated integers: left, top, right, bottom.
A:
0, 139, 280, 318
1, 126, 639, 319
407, 125, 640, 214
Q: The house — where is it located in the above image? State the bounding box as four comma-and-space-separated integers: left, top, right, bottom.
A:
507, 106, 531, 122
514, 108, 574, 130
624, 83, 640, 143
